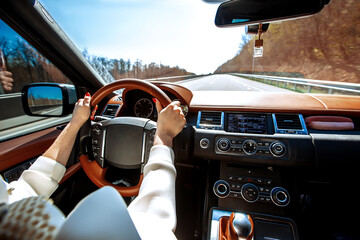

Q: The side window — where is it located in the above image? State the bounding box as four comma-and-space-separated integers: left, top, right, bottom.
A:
0, 19, 74, 141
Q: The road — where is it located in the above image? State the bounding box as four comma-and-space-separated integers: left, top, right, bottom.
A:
177, 74, 293, 92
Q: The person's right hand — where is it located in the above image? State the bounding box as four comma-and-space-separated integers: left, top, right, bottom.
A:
154, 100, 186, 148
0, 71, 14, 92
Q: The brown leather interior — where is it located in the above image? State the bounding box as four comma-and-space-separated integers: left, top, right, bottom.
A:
305, 116, 354, 130
0, 124, 82, 185
310, 94, 360, 110
0, 126, 62, 171
79, 154, 143, 197
219, 216, 231, 240
189, 91, 360, 117
151, 82, 193, 106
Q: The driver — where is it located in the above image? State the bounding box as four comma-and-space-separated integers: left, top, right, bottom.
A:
0, 93, 186, 239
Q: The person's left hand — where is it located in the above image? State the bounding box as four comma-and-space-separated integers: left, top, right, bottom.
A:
70, 93, 91, 128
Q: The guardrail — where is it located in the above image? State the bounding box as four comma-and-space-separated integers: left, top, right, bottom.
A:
233, 73, 360, 95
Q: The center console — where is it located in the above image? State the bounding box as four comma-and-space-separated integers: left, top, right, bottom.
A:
208, 162, 298, 240
193, 111, 308, 240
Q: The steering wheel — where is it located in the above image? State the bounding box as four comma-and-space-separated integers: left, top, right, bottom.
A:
79, 79, 172, 197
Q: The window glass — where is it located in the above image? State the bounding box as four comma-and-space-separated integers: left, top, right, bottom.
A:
0, 19, 73, 141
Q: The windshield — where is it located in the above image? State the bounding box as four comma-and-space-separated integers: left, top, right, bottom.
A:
40, 0, 360, 96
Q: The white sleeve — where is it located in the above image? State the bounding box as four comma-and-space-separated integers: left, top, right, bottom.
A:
128, 145, 177, 239
4, 156, 65, 204
16, 156, 66, 197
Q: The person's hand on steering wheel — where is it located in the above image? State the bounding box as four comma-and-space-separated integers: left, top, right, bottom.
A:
154, 100, 186, 148
70, 92, 91, 128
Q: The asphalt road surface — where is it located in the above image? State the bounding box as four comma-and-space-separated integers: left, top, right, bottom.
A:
177, 74, 293, 92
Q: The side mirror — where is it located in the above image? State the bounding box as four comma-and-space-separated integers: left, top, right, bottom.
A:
22, 83, 77, 117
215, 0, 329, 27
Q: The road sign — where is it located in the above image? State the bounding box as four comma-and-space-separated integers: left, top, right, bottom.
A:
254, 47, 263, 57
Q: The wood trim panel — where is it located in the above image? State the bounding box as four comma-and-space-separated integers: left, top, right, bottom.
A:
0, 126, 63, 171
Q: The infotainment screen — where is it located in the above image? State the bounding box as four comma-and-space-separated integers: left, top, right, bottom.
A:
227, 113, 267, 134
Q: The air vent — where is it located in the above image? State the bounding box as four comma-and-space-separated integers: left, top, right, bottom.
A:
102, 104, 120, 118
197, 111, 224, 130
114, 96, 122, 102
272, 114, 307, 134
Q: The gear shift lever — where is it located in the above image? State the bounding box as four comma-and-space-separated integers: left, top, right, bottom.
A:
229, 212, 254, 240
219, 212, 254, 240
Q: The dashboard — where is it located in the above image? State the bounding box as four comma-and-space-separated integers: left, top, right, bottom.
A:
98, 83, 360, 168
94, 82, 360, 240
98, 82, 360, 169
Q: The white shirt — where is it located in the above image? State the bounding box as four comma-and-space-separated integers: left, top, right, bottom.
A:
0, 145, 177, 239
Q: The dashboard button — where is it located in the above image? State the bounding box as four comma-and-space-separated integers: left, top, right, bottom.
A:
200, 138, 210, 149
229, 191, 241, 198
217, 138, 231, 152
237, 176, 244, 181
92, 124, 102, 135
265, 179, 272, 185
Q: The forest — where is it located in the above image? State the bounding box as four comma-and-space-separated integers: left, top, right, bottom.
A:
0, 38, 71, 93
0, 38, 193, 94
215, 0, 360, 83
82, 50, 193, 84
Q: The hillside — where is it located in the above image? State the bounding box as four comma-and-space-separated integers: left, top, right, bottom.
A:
215, 0, 360, 83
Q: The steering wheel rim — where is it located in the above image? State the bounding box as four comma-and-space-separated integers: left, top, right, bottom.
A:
80, 78, 172, 197
91, 78, 172, 107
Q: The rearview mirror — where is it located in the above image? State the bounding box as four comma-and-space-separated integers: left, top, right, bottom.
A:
215, 0, 329, 27
22, 83, 77, 117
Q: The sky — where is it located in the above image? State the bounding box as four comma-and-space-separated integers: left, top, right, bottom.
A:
40, 0, 246, 75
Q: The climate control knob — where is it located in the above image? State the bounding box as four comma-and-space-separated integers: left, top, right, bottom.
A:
217, 138, 231, 152
270, 142, 286, 157
271, 187, 290, 207
213, 180, 230, 198
242, 139, 257, 155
